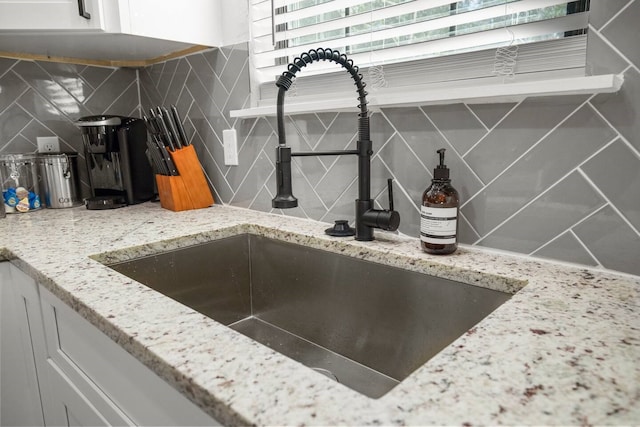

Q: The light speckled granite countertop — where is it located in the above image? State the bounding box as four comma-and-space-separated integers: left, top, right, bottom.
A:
1, 203, 638, 426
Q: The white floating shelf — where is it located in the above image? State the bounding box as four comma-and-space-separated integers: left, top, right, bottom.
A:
230, 74, 623, 119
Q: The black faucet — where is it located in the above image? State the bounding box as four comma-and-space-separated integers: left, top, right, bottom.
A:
272, 48, 400, 241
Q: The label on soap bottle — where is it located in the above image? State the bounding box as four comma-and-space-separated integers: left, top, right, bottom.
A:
420, 206, 457, 244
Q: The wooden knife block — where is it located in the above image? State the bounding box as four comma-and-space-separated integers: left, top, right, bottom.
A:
155, 145, 214, 212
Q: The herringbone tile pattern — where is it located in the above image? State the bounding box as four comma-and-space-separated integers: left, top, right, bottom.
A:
137, 1, 640, 276
0, 0, 637, 275
0, 59, 138, 195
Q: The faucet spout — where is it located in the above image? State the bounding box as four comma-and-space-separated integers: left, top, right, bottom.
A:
272, 48, 399, 241
272, 145, 298, 209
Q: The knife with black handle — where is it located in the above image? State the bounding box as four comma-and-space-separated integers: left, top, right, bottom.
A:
154, 108, 176, 151
144, 115, 168, 175
146, 139, 169, 175
162, 106, 182, 149
170, 105, 190, 147
154, 135, 179, 176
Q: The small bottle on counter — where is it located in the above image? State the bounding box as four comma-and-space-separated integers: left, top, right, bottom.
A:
420, 148, 459, 255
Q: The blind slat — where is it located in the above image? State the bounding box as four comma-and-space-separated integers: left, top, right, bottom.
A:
258, 36, 587, 102
251, 0, 589, 101
254, 12, 587, 65
274, 0, 569, 42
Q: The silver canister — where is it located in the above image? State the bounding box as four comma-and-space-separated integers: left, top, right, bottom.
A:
39, 153, 82, 209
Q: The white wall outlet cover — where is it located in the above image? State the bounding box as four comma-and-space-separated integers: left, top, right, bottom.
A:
37, 136, 60, 153
223, 129, 239, 166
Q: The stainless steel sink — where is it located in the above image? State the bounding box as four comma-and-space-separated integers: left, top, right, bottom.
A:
107, 234, 511, 398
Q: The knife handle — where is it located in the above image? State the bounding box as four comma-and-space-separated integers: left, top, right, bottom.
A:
171, 105, 190, 147
154, 115, 175, 151
162, 107, 182, 149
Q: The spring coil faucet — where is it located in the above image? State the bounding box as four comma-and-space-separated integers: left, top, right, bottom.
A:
272, 48, 400, 241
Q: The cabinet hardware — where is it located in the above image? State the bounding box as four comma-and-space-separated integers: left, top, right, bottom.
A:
77, 0, 91, 19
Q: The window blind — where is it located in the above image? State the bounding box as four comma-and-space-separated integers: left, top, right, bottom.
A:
250, 0, 589, 100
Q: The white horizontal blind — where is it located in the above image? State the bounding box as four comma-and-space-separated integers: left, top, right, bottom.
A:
251, 0, 589, 98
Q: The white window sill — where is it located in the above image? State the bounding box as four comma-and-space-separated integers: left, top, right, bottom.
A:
230, 74, 623, 119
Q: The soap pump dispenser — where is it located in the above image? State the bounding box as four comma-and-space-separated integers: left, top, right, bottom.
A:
421, 148, 459, 255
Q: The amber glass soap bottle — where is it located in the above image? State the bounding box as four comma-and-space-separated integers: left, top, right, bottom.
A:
421, 148, 459, 255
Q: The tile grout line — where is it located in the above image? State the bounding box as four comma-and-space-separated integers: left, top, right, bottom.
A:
419, 106, 486, 186
236, 113, 260, 155
186, 91, 232, 192
528, 203, 607, 260
463, 103, 490, 132
0, 59, 16, 79
471, 134, 618, 245
576, 167, 640, 237
460, 95, 596, 209
587, 97, 640, 159
377, 109, 431, 176
461, 100, 522, 158
288, 115, 329, 173
187, 55, 228, 112
459, 211, 482, 242
229, 125, 276, 199
82, 67, 118, 109
161, 58, 179, 106
1, 116, 34, 152
153, 61, 167, 92
567, 228, 605, 269
293, 153, 332, 214
173, 66, 191, 112
217, 45, 233, 78
369, 126, 419, 208
11, 65, 83, 122
184, 98, 197, 146
246, 154, 276, 211
597, 0, 636, 33
312, 129, 358, 191
135, 69, 142, 117
0, 81, 29, 117
590, 28, 639, 74
320, 174, 358, 222
222, 56, 250, 110
101, 79, 137, 116
377, 156, 421, 214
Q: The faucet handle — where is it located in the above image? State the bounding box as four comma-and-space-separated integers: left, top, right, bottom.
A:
375, 178, 400, 231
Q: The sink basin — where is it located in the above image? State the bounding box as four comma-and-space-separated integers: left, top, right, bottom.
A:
107, 234, 511, 398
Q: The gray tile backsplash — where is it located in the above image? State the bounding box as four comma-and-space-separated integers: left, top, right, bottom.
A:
0, 59, 138, 196
463, 95, 589, 184
573, 205, 640, 276
1, 0, 638, 276
581, 139, 640, 231
476, 171, 605, 254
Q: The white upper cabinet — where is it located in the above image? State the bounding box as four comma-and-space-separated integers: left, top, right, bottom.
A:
0, 0, 110, 32
0, 0, 249, 64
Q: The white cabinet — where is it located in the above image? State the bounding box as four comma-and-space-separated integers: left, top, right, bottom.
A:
0, 263, 221, 426
38, 285, 220, 426
0, 263, 46, 427
0, 0, 109, 32
0, 0, 248, 64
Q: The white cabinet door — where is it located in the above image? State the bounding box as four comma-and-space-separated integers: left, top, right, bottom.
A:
119, 0, 223, 46
1, 263, 220, 426
39, 285, 220, 426
44, 360, 124, 427
0, 0, 112, 31
0, 263, 46, 427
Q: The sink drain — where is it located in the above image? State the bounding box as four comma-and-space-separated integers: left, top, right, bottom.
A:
312, 367, 339, 382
